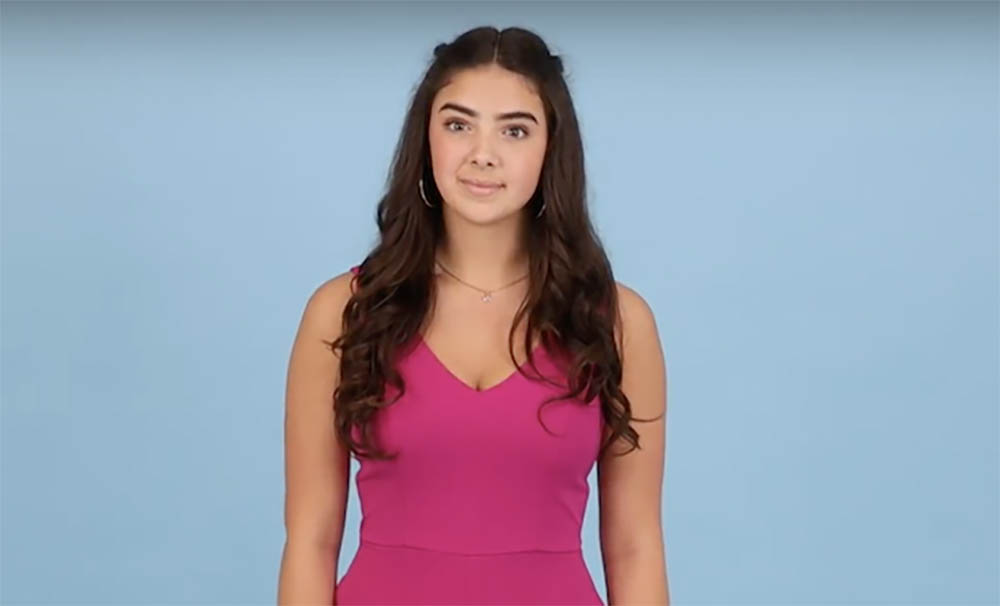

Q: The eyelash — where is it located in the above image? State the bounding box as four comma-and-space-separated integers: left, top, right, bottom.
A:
443, 119, 530, 139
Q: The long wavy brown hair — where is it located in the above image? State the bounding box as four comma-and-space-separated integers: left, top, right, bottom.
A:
327, 26, 654, 462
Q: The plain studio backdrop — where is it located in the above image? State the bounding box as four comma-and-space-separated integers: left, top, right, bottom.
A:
1, 1, 996, 604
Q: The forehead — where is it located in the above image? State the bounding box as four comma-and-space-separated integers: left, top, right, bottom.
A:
432, 65, 545, 118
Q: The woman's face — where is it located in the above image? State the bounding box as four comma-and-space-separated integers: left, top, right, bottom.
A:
427, 64, 548, 225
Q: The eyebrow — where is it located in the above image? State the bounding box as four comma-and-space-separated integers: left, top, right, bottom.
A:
437, 102, 539, 125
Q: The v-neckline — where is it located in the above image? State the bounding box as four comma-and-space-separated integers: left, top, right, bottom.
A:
416, 334, 545, 395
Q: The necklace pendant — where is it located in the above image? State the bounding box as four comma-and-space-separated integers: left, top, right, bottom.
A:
481, 292, 493, 303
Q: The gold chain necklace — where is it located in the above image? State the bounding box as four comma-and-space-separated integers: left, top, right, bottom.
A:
434, 259, 529, 303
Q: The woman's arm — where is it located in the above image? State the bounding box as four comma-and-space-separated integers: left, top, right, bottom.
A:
598, 282, 670, 605
277, 271, 356, 605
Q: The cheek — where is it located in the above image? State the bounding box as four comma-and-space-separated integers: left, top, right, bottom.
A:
508, 152, 546, 197
428, 135, 463, 177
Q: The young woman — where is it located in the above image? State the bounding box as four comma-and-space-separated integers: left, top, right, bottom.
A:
277, 26, 669, 605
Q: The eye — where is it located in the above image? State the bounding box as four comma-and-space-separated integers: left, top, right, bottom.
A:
506, 125, 530, 139
443, 119, 530, 140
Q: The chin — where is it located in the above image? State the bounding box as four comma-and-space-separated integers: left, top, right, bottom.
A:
447, 200, 521, 224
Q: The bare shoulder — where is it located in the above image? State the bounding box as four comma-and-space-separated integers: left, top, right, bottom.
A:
614, 280, 660, 351
297, 269, 357, 341
308, 269, 356, 313
612, 279, 666, 419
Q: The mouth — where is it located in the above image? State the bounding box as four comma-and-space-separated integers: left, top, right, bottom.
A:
459, 178, 505, 196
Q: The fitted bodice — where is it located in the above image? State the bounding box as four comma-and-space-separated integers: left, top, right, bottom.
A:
346, 265, 603, 554
349, 332, 603, 554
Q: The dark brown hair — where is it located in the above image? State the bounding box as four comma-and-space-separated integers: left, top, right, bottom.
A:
328, 26, 653, 461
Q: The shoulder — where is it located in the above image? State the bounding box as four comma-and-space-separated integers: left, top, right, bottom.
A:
610, 280, 667, 435
310, 269, 357, 307
614, 280, 660, 352
296, 269, 357, 341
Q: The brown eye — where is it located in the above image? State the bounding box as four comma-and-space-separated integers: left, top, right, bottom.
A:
507, 125, 529, 139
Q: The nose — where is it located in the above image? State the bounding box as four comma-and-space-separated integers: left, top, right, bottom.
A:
469, 131, 499, 168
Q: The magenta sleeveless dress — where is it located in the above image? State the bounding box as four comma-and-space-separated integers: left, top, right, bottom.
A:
333, 265, 605, 605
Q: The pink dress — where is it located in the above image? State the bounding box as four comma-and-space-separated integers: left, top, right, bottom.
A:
334, 265, 605, 605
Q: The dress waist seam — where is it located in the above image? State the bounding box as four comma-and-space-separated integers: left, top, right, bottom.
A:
361, 538, 582, 556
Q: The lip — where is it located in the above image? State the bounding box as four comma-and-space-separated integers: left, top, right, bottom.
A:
459, 178, 505, 196
460, 178, 504, 188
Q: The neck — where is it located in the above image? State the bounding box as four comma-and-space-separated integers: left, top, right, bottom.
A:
435, 215, 530, 287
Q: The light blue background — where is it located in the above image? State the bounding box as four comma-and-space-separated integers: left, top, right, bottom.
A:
2, 1, 996, 604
